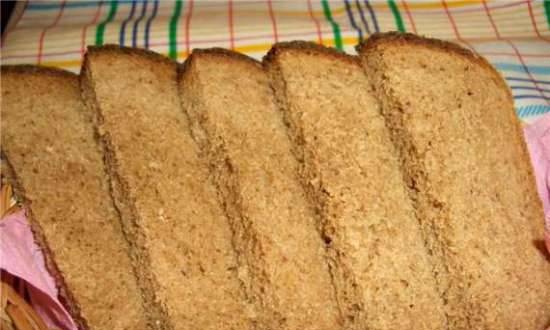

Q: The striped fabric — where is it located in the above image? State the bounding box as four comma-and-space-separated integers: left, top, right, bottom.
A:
1, 0, 549, 123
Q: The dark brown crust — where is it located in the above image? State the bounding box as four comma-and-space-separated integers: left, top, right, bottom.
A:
357, 33, 516, 152
263, 40, 358, 66
79, 49, 170, 330
357, 32, 508, 90
358, 32, 549, 328
0, 151, 88, 330
191, 47, 262, 67
357, 32, 476, 59
86, 44, 178, 69
1, 67, 87, 329
179, 48, 263, 84
1, 65, 78, 81
178, 54, 192, 81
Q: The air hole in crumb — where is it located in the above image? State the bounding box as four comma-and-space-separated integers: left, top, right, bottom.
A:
323, 235, 332, 245
467, 90, 473, 96
432, 200, 443, 209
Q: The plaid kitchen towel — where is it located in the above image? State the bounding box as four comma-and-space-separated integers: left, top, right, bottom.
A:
1, 0, 549, 122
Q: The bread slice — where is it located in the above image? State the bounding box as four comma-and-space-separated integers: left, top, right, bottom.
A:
264, 42, 447, 329
178, 49, 342, 330
357, 32, 550, 329
80, 46, 254, 330
0, 66, 148, 330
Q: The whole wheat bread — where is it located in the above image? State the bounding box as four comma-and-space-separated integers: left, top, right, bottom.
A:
3, 34, 548, 330
178, 49, 342, 330
80, 46, 254, 330
0, 66, 148, 330
264, 42, 447, 329
358, 32, 550, 329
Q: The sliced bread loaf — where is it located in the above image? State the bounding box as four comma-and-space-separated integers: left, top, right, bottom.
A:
178, 49, 342, 330
264, 42, 447, 329
0, 66, 148, 330
358, 32, 550, 329
80, 46, 254, 330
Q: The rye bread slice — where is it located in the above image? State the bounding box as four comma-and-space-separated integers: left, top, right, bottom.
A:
178, 49, 342, 330
80, 46, 254, 330
1, 65, 148, 330
264, 42, 447, 330
358, 32, 550, 329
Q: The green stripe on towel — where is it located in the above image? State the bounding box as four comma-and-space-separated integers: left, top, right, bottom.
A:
321, 0, 343, 50
95, 0, 119, 46
388, 0, 406, 32
169, 0, 184, 60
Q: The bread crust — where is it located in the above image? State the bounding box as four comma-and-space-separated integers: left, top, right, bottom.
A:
82, 44, 253, 330
179, 47, 343, 329
357, 32, 510, 91
191, 47, 263, 67
0, 153, 89, 330
264, 40, 357, 66
1, 66, 86, 329
264, 40, 448, 329
87, 44, 178, 69
1, 64, 78, 80
1, 64, 149, 330
357, 31, 550, 329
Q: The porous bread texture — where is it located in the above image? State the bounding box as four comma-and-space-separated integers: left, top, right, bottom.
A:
0, 66, 148, 330
178, 48, 342, 330
358, 32, 550, 329
264, 42, 447, 330
80, 46, 255, 330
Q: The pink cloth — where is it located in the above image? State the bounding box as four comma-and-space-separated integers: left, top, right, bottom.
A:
524, 114, 550, 255
0, 209, 77, 330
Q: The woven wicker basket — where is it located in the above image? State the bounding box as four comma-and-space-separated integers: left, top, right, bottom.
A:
1, 280, 50, 330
